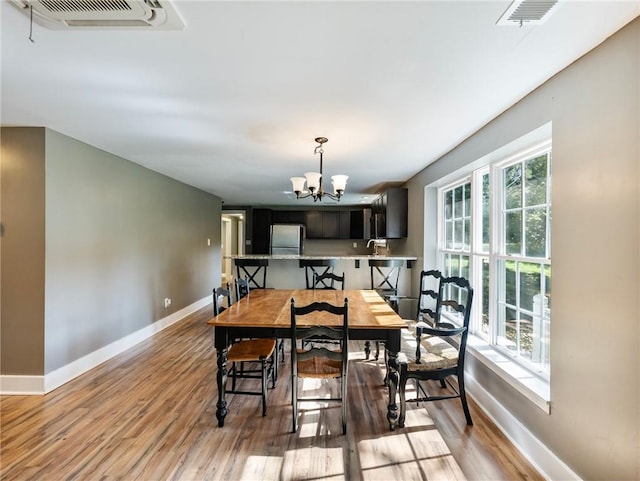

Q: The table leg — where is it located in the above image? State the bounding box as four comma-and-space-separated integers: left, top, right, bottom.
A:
216, 346, 228, 427
386, 348, 400, 431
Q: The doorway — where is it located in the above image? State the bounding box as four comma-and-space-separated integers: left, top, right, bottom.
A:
221, 211, 246, 284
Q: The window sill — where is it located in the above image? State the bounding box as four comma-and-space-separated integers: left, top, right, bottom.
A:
466, 335, 551, 414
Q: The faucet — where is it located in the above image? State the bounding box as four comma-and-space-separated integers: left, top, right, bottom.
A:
367, 238, 388, 256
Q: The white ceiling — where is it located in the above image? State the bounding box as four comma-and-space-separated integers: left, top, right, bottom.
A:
2, 1, 639, 206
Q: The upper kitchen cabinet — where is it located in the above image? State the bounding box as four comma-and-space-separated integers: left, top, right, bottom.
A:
371, 188, 408, 239
306, 210, 339, 239
305, 210, 323, 239
306, 210, 365, 239
322, 211, 340, 238
349, 210, 364, 239
271, 210, 306, 225
251, 208, 272, 254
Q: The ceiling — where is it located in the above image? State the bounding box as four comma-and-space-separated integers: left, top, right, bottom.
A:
2, 1, 639, 207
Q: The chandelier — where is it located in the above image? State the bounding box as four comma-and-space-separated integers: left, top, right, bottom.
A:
290, 137, 348, 202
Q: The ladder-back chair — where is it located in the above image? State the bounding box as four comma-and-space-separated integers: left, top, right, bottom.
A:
398, 275, 474, 426
290, 298, 349, 434
213, 283, 276, 417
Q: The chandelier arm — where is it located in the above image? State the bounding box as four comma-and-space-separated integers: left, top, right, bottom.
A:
296, 191, 314, 200
324, 192, 340, 201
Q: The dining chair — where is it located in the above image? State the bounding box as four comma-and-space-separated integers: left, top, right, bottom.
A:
411, 269, 442, 331
302, 272, 347, 350
398, 275, 474, 427
212, 283, 232, 316
290, 298, 349, 434
213, 283, 276, 417
380, 269, 442, 386
234, 275, 251, 300
235, 274, 284, 366
313, 271, 345, 290
299, 259, 338, 289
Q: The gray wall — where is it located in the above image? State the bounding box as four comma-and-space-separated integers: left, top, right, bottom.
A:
403, 19, 639, 481
1, 127, 222, 375
1, 128, 46, 375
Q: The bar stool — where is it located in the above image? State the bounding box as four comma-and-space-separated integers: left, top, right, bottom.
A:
369, 258, 403, 311
235, 258, 269, 289
299, 259, 337, 289
368, 258, 404, 360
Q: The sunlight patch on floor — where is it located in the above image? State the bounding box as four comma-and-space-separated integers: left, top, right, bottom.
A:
357, 426, 467, 481
242, 455, 284, 480
401, 408, 436, 428
282, 446, 345, 480
358, 434, 417, 470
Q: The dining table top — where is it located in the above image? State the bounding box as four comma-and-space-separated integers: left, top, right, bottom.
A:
207, 289, 408, 330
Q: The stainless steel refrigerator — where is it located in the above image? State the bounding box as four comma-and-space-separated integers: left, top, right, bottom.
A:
270, 224, 304, 255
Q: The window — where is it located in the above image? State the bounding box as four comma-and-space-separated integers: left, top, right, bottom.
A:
441, 181, 471, 281
438, 146, 551, 381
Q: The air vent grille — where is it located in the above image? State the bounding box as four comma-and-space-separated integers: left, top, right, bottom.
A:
497, 0, 560, 26
9, 0, 184, 29
39, 0, 133, 13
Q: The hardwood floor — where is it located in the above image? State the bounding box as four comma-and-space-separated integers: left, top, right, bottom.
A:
1, 306, 543, 481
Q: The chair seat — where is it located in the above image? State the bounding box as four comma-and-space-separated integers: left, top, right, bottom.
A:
398, 330, 459, 371
228, 339, 276, 362
296, 350, 342, 378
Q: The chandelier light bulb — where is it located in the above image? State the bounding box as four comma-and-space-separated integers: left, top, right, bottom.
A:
290, 177, 307, 197
304, 172, 321, 193
331, 175, 348, 193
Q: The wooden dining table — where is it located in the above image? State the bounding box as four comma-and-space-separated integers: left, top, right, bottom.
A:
208, 289, 408, 430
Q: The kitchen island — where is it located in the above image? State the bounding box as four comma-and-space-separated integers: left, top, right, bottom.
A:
227, 254, 418, 293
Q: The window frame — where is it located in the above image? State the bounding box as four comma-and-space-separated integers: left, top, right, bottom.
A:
436, 141, 552, 393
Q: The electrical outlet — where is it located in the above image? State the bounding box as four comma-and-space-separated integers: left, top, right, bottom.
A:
207, 238, 211, 246
164, 298, 171, 308
352, 242, 357, 248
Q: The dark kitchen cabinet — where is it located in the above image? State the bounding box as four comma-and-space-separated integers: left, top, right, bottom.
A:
322, 211, 340, 239
271, 210, 306, 225
371, 188, 408, 239
339, 211, 351, 239
305, 210, 363, 239
305, 211, 323, 239
251, 208, 272, 254
306, 210, 339, 239
349, 210, 364, 239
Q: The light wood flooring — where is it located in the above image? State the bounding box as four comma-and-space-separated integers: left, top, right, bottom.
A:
1, 306, 544, 480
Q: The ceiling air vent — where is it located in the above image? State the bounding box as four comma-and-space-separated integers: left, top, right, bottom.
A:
10, 0, 184, 30
497, 0, 560, 26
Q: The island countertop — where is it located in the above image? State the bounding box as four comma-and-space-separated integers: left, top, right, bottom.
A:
227, 254, 417, 261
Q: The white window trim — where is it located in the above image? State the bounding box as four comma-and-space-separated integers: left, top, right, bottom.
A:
467, 336, 551, 413
430, 124, 553, 413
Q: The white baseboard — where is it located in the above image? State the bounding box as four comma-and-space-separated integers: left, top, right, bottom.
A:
0, 296, 211, 395
466, 374, 582, 481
